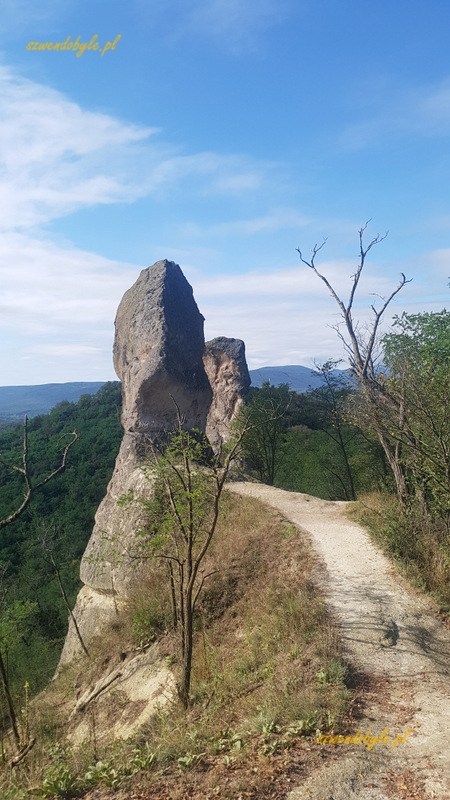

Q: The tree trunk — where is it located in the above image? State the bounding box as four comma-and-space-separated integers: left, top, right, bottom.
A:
0, 651, 20, 751
179, 587, 194, 708
376, 428, 408, 507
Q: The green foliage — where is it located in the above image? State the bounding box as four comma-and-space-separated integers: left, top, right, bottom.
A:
83, 759, 123, 789
130, 594, 170, 647
0, 785, 27, 800
129, 743, 157, 771
239, 383, 290, 485
39, 745, 79, 798
40, 763, 78, 798
0, 599, 38, 648
177, 751, 206, 769
354, 494, 450, 612
274, 425, 385, 500
1, 493, 351, 797
139, 428, 217, 555
315, 660, 347, 686
240, 379, 385, 499
0, 382, 122, 702
382, 310, 450, 514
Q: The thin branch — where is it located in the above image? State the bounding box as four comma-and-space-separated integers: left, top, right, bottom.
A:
0, 424, 78, 530
193, 570, 218, 611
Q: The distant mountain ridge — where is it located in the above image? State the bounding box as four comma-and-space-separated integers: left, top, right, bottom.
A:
249, 365, 350, 392
0, 366, 351, 421
0, 382, 107, 420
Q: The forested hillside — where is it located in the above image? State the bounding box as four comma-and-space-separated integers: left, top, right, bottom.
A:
0, 383, 122, 699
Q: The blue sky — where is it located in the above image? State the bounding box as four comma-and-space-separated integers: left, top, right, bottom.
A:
0, 0, 449, 385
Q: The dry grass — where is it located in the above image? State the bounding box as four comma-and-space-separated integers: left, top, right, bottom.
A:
351, 492, 450, 614
1, 491, 353, 798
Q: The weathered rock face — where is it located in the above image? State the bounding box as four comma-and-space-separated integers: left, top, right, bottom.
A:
204, 337, 251, 448
59, 261, 252, 669
114, 260, 212, 438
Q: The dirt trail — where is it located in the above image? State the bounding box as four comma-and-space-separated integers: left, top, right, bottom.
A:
228, 483, 450, 800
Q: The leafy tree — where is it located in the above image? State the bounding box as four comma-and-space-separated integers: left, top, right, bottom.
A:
382, 310, 450, 515
239, 383, 290, 485
307, 361, 357, 499
0, 586, 37, 756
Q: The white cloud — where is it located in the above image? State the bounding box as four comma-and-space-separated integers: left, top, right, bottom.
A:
0, 64, 446, 385
193, 260, 404, 300
0, 232, 135, 334
145, 151, 268, 197
201, 291, 442, 371
0, 64, 284, 382
0, 66, 155, 229
0, 228, 444, 383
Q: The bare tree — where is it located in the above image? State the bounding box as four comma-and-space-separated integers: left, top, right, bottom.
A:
297, 222, 411, 504
0, 418, 78, 530
0, 420, 77, 761
39, 525, 89, 657
127, 408, 248, 708
0, 566, 36, 761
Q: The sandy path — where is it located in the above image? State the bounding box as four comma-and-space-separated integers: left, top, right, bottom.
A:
228, 483, 450, 800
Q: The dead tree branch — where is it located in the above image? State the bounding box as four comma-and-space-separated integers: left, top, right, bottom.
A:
0, 421, 78, 530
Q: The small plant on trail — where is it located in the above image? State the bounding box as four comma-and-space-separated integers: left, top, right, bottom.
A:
129, 743, 157, 771
83, 759, 123, 789
177, 751, 206, 769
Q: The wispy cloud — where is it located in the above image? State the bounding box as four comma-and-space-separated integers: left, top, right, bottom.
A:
26, 344, 102, 357
0, 228, 443, 383
186, 0, 289, 52
182, 208, 311, 238
192, 260, 405, 300
192, 254, 444, 370
0, 231, 137, 383
341, 77, 450, 149
0, 66, 271, 231
0, 0, 69, 35
0, 66, 154, 229
140, 0, 291, 54
0, 64, 285, 382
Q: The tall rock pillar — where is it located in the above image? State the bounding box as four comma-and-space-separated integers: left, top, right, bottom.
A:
59, 260, 212, 665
